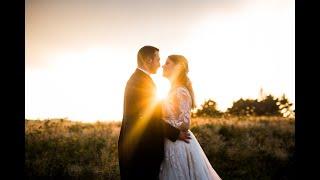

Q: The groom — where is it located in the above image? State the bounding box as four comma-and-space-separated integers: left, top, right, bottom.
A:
118, 45, 191, 180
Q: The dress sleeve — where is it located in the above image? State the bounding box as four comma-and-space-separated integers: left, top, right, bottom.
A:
175, 88, 192, 131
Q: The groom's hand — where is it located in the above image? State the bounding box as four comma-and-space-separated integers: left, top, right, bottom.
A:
178, 131, 191, 143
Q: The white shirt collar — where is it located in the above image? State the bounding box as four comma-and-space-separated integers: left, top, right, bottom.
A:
137, 67, 151, 76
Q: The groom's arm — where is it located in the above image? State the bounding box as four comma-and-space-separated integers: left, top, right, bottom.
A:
164, 122, 191, 143
163, 121, 180, 142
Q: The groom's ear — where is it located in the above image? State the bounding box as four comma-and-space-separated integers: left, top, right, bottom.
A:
142, 58, 151, 67
145, 57, 153, 65
147, 56, 153, 62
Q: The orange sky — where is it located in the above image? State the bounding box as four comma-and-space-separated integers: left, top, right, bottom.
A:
26, 0, 294, 122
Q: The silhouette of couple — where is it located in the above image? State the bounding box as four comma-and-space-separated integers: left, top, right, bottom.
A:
118, 45, 221, 180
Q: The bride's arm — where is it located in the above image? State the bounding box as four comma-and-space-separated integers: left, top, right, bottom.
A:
157, 99, 181, 142
176, 88, 192, 131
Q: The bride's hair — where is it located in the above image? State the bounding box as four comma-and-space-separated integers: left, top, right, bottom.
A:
168, 55, 196, 109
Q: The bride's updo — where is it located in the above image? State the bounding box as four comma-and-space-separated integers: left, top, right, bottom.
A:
167, 55, 196, 109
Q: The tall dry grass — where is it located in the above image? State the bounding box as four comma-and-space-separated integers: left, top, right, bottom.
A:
25, 116, 294, 179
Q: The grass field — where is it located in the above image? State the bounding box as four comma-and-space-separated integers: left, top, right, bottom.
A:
25, 116, 295, 179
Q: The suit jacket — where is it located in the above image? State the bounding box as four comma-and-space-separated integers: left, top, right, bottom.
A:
118, 69, 180, 180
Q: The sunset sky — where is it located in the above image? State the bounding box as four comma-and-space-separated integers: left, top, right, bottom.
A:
26, 0, 295, 122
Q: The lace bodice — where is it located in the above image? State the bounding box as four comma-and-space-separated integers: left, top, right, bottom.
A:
162, 86, 192, 131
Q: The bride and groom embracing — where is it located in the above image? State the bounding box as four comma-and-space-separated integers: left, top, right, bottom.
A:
118, 45, 221, 180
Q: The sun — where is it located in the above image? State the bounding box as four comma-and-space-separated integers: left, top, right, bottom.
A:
152, 74, 170, 100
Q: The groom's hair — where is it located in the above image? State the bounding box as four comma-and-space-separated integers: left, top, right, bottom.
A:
137, 45, 159, 67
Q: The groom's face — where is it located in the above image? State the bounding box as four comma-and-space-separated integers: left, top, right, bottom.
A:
148, 51, 160, 74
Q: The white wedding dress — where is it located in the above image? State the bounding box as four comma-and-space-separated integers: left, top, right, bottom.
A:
159, 87, 222, 180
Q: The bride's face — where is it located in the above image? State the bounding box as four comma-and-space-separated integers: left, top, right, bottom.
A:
162, 58, 175, 79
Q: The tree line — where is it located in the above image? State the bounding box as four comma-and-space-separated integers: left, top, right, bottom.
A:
193, 94, 294, 118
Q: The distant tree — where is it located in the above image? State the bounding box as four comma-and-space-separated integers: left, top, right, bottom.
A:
227, 94, 294, 117
277, 94, 294, 117
256, 95, 281, 116
227, 98, 257, 116
193, 99, 223, 117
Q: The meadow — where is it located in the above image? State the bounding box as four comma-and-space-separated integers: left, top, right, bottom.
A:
25, 116, 295, 179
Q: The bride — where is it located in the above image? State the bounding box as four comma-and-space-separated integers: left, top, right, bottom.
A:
159, 55, 222, 180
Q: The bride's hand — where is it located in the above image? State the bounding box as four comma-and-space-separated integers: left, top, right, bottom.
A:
178, 131, 191, 143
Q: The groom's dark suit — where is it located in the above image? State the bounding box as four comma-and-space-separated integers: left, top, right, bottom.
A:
118, 69, 180, 180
